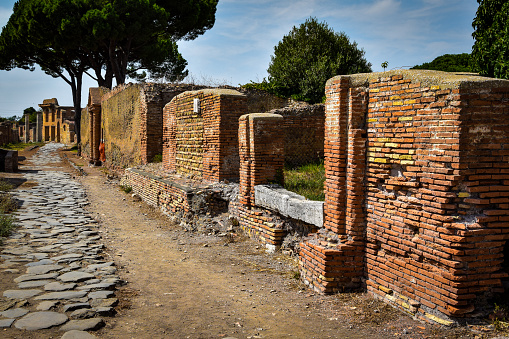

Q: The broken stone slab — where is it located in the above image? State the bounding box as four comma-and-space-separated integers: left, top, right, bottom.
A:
58, 271, 95, 283
85, 262, 114, 271
0, 318, 15, 328
3, 289, 42, 299
60, 318, 104, 332
14, 272, 59, 283
70, 308, 96, 320
1, 307, 29, 318
36, 300, 58, 311
34, 291, 88, 300
26, 264, 63, 275
14, 311, 68, 330
63, 303, 91, 312
61, 330, 99, 339
89, 298, 118, 308
94, 306, 115, 316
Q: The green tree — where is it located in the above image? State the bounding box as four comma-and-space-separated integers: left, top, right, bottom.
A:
411, 53, 472, 72
18, 107, 38, 124
0, 0, 218, 144
472, 0, 509, 78
267, 17, 371, 103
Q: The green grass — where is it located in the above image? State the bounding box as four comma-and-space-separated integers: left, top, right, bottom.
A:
283, 162, 325, 201
2, 141, 44, 151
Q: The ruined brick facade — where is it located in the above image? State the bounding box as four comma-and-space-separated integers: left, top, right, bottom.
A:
39, 98, 75, 144
299, 70, 509, 325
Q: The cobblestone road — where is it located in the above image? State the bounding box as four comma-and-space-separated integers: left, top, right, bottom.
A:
0, 143, 119, 338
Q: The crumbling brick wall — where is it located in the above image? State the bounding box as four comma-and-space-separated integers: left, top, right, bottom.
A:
163, 89, 247, 182
299, 70, 509, 325
0, 122, 18, 146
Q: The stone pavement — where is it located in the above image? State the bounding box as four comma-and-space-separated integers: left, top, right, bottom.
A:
0, 143, 121, 338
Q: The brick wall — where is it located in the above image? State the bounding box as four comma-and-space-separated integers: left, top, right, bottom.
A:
299, 70, 509, 325
268, 104, 325, 167
163, 89, 247, 182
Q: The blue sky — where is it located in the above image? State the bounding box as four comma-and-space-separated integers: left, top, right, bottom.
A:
0, 0, 478, 118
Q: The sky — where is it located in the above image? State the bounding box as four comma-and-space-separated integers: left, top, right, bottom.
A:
0, 0, 479, 118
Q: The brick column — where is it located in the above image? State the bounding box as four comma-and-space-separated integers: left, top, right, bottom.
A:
36, 112, 43, 142
238, 113, 284, 207
24, 113, 30, 142
89, 106, 101, 165
323, 77, 350, 234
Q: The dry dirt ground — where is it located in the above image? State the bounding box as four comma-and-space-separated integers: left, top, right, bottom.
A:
2, 145, 509, 339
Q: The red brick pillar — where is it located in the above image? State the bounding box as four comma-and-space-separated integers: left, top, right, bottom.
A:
89, 106, 101, 165
345, 88, 368, 240
323, 77, 350, 234
238, 113, 284, 207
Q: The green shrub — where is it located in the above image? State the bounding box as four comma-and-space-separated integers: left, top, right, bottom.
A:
0, 213, 15, 237
152, 154, 162, 163
120, 184, 132, 193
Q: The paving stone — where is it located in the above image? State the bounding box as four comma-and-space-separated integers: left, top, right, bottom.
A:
58, 271, 95, 283
18, 280, 52, 288
26, 264, 63, 275
88, 291, 114, 299
1, 307, 29, 318
60, 318, 104, 332
25, 259, 55, 267
44, 282, 77, 291
14, 272, 59, 283
34, 291, 88, 300
14, 311, 68, 330
61, 330, 99, 339
52, 253, 83, 261
3, 289, 42, 299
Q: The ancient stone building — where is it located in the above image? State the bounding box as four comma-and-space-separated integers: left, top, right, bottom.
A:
38, 98, 75, 143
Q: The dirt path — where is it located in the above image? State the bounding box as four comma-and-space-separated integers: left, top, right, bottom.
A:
1, 145, 503, 338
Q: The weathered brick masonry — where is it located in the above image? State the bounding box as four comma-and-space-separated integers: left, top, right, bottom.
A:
299, 70, 509, 325
163, 89, 248, 182
268, 104, 325, 167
